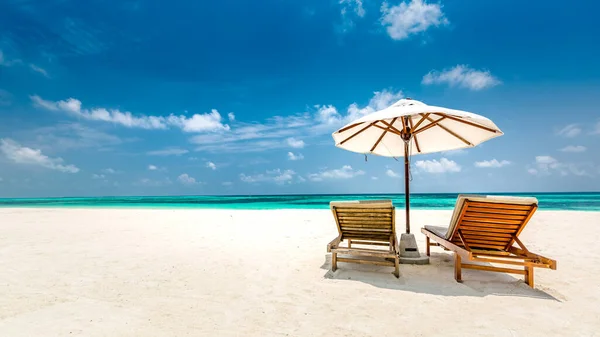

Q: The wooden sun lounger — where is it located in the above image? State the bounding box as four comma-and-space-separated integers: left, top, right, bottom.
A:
421, 194, 556, 288
327, 200, 399, 278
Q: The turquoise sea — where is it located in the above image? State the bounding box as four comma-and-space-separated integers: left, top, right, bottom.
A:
0, 193, 599, 211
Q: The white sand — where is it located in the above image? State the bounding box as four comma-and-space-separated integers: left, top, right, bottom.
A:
1, 208, 599, 336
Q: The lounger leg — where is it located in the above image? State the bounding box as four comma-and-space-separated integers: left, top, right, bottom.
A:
454, 253, 462, 282
348, 239, 352, 248
426, 236, 430, 256
394, 255, 400, 278
332, 253, 337, 272
525, 265, 534, 287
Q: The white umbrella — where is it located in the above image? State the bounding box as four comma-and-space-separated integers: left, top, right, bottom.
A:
332, 98, 503, 234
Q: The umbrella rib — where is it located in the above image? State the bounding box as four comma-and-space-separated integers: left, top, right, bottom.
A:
432, 113, 500, 133
401, 116, 407, 133
408, 117, 421, 153
373, 122, 402, 136
378, 120, 403, 135
424, 116, 472, 146
413, 116, 446, 135
370, 117, 398, 152
340, 121, 377, 145
412, 113, 430, 131
337, 122, 362, 133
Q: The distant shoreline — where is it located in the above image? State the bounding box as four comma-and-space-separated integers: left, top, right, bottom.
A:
1, 193, 599, 211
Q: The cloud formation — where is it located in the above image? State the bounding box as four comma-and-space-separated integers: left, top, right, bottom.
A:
287, 152, 304, 161
422, 65, 501, 90
474, 159, 511, 168
0, 138, 79, 173
31, 95, 230, 132
240, 169, 296, 184
380, 0, 449, 40
415, 157, 461, 173
308, 165, 365, 181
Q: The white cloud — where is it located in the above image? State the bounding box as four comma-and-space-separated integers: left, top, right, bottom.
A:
92, 174, 105, 179
29, 64, 49, 78
147, 148, 189, 156
222, 181, 233, 186
380, 0, 449, 40
287, 152, 304, 161
371, 176, 378, 180
339, 0, 365, 31
177, 173, 198, 185
240, 169, 296, 185
206, 161, 217, 170
422, 65, 501, 91
148, 165, 158, 171
560, 145, 586, 153
557, 124, 581, 138
190, 89, 402, 153
314, 89, 404, 128
103, 168, 117, 174
0, 138, 79, 173
415, 157, 461, 173
286, 137, 305, 148
308, 165, 365, 181
228, 112, 235, 121
340, 0, 365, 17
386, 169, 401, 178
474, 159, 511, 168
529, 155, 592, 177
30, 95, 230, 132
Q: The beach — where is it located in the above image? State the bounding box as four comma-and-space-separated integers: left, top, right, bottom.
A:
1, 208, 599, 336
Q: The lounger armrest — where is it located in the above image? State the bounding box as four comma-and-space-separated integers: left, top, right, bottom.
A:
327, 235, 342, 252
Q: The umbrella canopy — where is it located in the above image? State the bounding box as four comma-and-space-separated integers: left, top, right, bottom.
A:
332, 98, 504, 234
332, 99, 503, 157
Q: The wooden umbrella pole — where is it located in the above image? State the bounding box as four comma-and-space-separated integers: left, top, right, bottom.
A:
404, 139, 410, 234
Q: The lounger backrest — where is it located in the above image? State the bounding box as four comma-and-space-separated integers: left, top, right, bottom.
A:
330, 200, 395, 243
446, 195, 538, 251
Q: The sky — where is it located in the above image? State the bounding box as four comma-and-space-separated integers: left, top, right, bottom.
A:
0, 0, 599, 197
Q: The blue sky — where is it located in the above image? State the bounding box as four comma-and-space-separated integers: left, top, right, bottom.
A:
0, 0, 599, 197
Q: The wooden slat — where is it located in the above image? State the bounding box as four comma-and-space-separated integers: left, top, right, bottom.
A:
338, 218, 392, 223
338, 213, 392, 218
459, 226, 517, 233
467, 202, 534, 211
348, 241, 390, 247
460, 231, 512, 238
464, 212, 526, 221
339, 223, 392, 227
461, 263, 526, 275
461, 223, 520, 231
462, 238, 509, 246
342, 226, 392, 235
336, 257, 395, 267
462, 217, 524, 225
462, 234, 511, 242
332, 248, 396, 258
466, 207, 529, 215
454, 241, 506, 250
471, 257, 529, 266
334, 208, 392, 213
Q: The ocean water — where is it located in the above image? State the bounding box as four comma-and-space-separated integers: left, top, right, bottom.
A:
0, 193, 599, 211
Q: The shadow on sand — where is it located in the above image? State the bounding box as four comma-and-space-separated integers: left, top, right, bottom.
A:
320, 253, 563, 302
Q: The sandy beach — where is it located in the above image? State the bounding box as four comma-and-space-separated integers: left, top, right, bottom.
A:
1, 208, 599, 336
